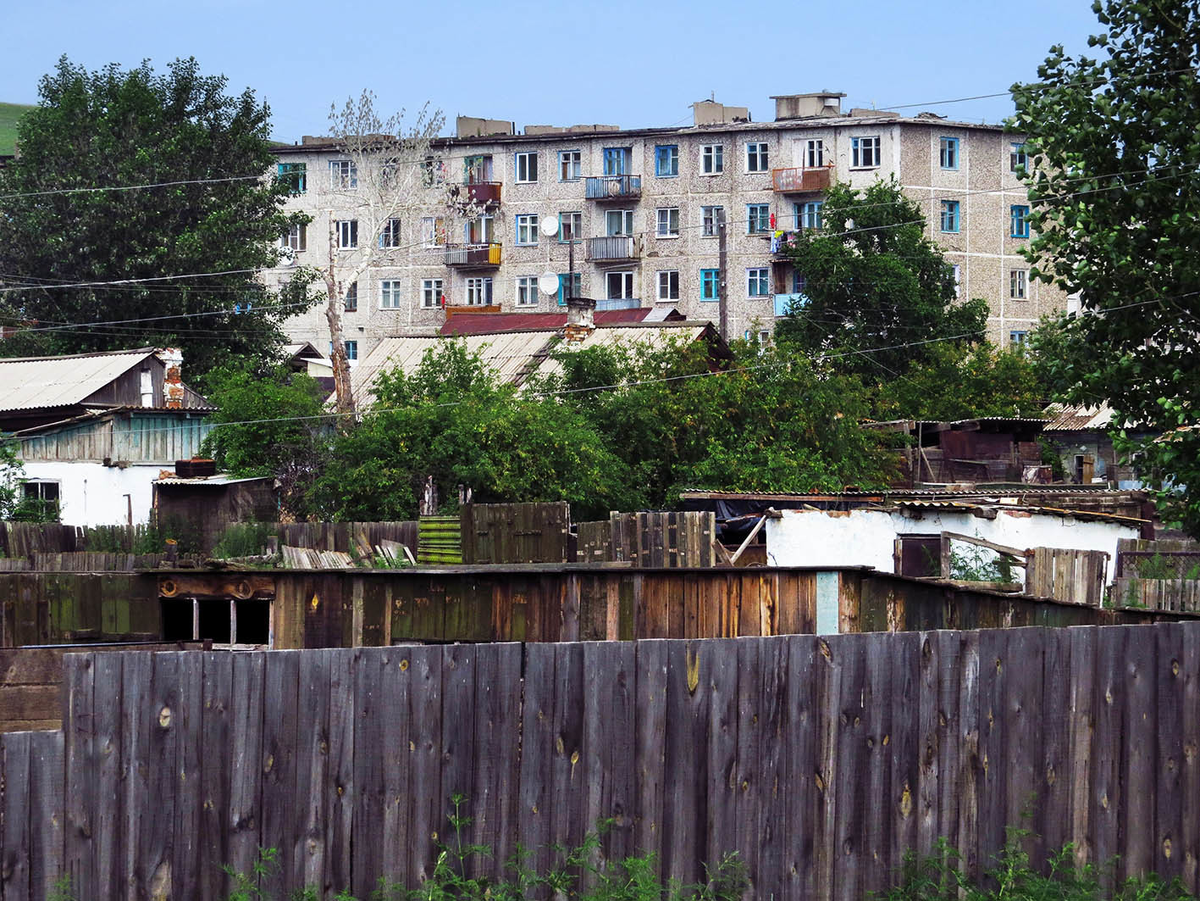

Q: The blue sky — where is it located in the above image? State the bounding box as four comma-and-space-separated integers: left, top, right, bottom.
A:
2, 0, 1102, 142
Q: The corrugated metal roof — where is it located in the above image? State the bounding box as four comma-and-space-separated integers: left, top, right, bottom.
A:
1042, 403, 1115, 431
349, 323, 710, 408
154, 474, 273, 486
0, 348, 155, 411
439, 308, 664, 336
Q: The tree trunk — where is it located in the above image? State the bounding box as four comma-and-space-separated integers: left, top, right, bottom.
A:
326, 217, 355, 419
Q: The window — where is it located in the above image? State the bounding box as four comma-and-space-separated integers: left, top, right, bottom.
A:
702, 144, 724, 174
657, 270, 680, 301
558, 211, 582, 242
655, 145, 679, 177
421, 216, 446, 247
277, 162, 306, 194
793, 271, 808, 297
464, 155, 494, 184
515, 275, 539, 306
559, 150, 582, 181
422, 155, 445, 186
747, 267, 770, 297
951, 264, 961, 299
329, 159, 357, 189
1010, 269, 1028, 299
335, 219, 358, 249
344, 281, 358, 312
606, 271, 634, 299
746, 141, 769, 172
281, 223, 306, 252
797, 200, 823, 230
1010, 330, 1029, 348
939, 136, 959, 170
702, 206, 724, 237
466, 277, 494, 306
421, 278, 444, 308
22, 481, 59, 504
656, 207, 680, 237
806, 140, 824, 168
603, 147, 630, 176
344, 340, 358, 361
557, 272, 582, 306
606, 209, 633, 236
379, 218, 402, 248
747, 203, 770, 234
380, 280, 402, 309
700, 269, 720, 301
515, 151, 538, 183
1011, 205, 1031, 238
465, 215, 494, 244
1010, 142, 1028, 172
515, 213, 540, 245
940, 200, 960, 233
851, 136, 881, 168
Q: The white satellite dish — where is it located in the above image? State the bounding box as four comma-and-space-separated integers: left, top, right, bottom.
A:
539, 217, 560, 238
538, 271, 560, 295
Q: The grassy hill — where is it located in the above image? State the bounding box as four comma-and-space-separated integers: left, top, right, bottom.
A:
0, 102, 34, 156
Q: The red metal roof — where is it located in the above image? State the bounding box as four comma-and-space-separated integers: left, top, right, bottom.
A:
439, 308, 663, 336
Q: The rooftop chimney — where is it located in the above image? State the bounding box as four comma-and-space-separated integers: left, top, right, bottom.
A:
771, 92, 845, 121
156, 347, 184, 409
563, 297, 596, 342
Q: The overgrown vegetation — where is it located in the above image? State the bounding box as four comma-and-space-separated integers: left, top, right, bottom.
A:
949, 544, 1019, 584
212, 521, 274, 559
876, 830, 1193, 901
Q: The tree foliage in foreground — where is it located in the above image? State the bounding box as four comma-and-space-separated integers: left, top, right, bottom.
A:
1011, 0, 1200, 535
0, 56, 316, 376
774, 177, 989, 380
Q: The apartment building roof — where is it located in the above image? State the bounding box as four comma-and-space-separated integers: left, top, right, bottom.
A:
439, 307, 680, 337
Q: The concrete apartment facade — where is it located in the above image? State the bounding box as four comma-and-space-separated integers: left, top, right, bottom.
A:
269, 93, 1065, 361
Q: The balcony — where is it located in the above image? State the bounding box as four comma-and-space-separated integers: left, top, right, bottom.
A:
596, 298, 641, 311
444, 243, 502, 268
771, 165, 834, 193
586, 235, 641, 262
769, 230, 800, 256
774, 293, 808, 317
585, 175, 642, 200
451, 181, 502, 207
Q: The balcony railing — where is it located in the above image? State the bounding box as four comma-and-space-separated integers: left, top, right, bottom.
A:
774, 293, 808, 317
452, 181, 502, 207
769, 230, 800, 255
585, 175, 642, 200
596, 298, 641, 311
586, 235, 641, 262
444, 243, 502, 268
771, 166, 834, 193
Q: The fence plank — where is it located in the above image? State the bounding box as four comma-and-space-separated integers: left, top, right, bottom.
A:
350, 648, 385, 897
171, 651, 204, 900
1123, 625, 1157, 877
261, 650, 300, 895
634, 640, 668, 870
27, 730, 64, 901
406, 645, 442, 884
1039, 625, 1073, 860
120, 650, 150, 895
705, 638, 739, 876
198, 652, 233, 901
90, 653, 123, 900
1092, 626, 1126, 882
863, 631, 895, 898
1181, 621, 1200, 888
293, 648, 331, 895
1, 731, 32, 900
228, 653, 266, 883
62, 652, 96, 901
471, 643, 521, 881
379, 648, 412, 890
830, 634, 868, 900
518, 643, 556, 880
324, 649, 355, 893
755, 636, 789, 901
1067, 626, 1098, 870
1154, 623, 1185, 882
549, 643, 587, 876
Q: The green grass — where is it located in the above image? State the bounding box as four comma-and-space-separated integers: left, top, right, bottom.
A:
0, 102, 35, 156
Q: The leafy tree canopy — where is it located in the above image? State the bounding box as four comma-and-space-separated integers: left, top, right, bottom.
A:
1011, 1, 1200, 534
0, 56, 317, 376
774, 177, 988, 380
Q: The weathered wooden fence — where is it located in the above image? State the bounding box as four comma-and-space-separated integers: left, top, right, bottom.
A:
576, 512, 718, 566
1, 622, 1198, 899
1113, 577, 1200, 612
0, 573, 159, 647
1116, 537, 1200, 580
1025, 547, 1109, 606
461, 502, 571, 564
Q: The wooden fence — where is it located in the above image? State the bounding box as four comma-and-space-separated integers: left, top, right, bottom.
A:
1, 622, 1198, 899
1113, 578, 1200, 612
0, 573, 159, 647
576, 512, 718, 566
461, 502, 570, 564
1025, 548, 1109, 606
1116, 537, 1200, 580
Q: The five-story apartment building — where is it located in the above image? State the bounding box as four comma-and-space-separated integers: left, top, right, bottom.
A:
270, 92, 1063, 362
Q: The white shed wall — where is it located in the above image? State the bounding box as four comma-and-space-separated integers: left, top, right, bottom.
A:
21, 461, 160, 527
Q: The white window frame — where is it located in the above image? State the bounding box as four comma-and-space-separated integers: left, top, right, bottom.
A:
281, 223, 306, 252
606, 209, 634, 237
746, 141, 769, 173
656, 207, 680, 238
746, 204, 770, 235
515, 213, 540, 246
466, 277, 493, 306
515, 275, 539, 307
515, 151, 538, 184
851, 136, 881, 169
702, 206, 723, 237
1010, 269, 1028, 300
335, 220, 358, 250
606, 270, 635, 299
421, 278, 444, 309
806, 140, 824, 168
421, 216, 445, 247
701, 144, 724, 175
380, 280, 402, 309
329, 159, 357, 189
559, 150, 582, 181
747, 267, 770, 297
952, 264, 962, 298
379, 218, 402, 249
657, 270, 680, 301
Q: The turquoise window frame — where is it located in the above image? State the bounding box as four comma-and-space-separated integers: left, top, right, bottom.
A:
940, 200, 960, 233
1011, 205, 1030, 238
700, 268, 720, 301
557, 273, 581, 306
939, 136, 959, 170
655, 145, 679, 177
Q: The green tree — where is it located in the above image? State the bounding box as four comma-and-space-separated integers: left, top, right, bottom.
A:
1010, 1, 1200, 534
0, 57, 317, 377
201, 362, 328, 520
774, 177, 988, 380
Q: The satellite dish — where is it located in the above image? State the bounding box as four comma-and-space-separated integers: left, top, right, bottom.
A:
539, 217, 560, 238
538, 272, 560, 295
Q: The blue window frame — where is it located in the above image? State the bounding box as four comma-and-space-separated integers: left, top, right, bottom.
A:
940, 200, 960, 233
655, 145, 679, 177
1010, 142, 1028, 172
939, 137, 959, 170
603, 147, 629, 176
747, 203, 771, 234
796, 201, 823, 230
277, 162, 306, 194
557, 273, 582, 306
700, 269, 720, 301
1011, 205, 1030, 238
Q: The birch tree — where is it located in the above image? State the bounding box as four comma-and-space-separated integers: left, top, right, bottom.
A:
321, 92, 476, 415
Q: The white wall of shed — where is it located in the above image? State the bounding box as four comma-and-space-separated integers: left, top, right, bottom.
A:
20, 461, 160, 527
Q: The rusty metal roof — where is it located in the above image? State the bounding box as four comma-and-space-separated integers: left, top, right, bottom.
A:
1042, 403, 1116, 431
0, 347, 157, 412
